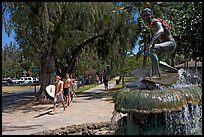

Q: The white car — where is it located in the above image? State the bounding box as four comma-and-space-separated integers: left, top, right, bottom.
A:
12, 78, 22, 84
33, 77, 39, 83
19, 77, 34, 84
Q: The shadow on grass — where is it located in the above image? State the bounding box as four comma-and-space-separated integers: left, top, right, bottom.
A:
109, 87, 123, 91
76, 90, 108, 100
75, 86, 119, 102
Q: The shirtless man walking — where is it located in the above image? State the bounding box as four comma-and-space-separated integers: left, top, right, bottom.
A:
63, 73, 72, 107
69, 74, 76, 103
53, 75, 66, 114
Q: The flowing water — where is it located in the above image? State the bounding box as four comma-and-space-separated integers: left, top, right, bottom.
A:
164, 104, 202, 135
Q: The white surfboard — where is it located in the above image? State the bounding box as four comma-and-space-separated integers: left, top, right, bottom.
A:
46, 85, 55, 98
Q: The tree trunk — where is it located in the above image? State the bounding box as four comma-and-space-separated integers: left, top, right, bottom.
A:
143, 54, 147, 67
35, 52, 56, 103
36, 33, 56, 104
67, 32, 108, 75
143, 44, 148, 67
40, 55, 56, 90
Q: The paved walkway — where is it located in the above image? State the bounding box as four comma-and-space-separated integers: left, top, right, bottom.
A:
2, 77, 119, 135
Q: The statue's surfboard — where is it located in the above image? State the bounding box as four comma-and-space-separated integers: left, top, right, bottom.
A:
141, 72, 179, 86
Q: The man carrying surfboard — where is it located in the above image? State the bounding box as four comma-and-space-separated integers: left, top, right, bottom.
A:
52, 75, 66, 114
140, 8, 178, 78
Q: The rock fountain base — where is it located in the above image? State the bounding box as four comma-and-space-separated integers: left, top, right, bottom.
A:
113, 86, 202, 135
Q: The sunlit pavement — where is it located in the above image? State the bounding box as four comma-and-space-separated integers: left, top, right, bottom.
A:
2, 77, 119, 135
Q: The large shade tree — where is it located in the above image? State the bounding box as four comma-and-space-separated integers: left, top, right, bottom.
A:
3, 2, 140, 103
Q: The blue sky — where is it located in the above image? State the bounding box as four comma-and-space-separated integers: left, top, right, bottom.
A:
2, 27, 15, 47
2, 8, 15, 48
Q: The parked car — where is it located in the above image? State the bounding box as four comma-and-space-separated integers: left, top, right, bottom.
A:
2, 79, 7, 85
2, 78, 13, 85
12, 78, 22, 84
33, 77, 39, 83
18, 77, 34, 84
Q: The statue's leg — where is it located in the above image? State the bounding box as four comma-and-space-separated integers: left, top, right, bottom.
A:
153, 41, 178, 73
149, 48, 160, 77
159, 61, 178, 72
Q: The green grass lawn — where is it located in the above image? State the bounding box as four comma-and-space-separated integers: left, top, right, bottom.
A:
2, 83, 100, 94
2, 85, 40, 93
2, 77, 131, 94
124, 76, 134, 82
104, 76, 133, 102
75, 83, 101, 93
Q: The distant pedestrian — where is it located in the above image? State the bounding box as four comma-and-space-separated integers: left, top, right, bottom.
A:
52, 75, 66, 114
88, 75, 92, 84
103, 76, 108, 90
70, 74, 76, 103
95, 75, 100, 84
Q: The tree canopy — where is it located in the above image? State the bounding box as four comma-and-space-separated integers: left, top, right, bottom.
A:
2, 2, 140, 102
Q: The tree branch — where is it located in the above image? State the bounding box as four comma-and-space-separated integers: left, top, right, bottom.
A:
24, 2, 39, 17
51, 3, 66, 46
68, 31, 109, 72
